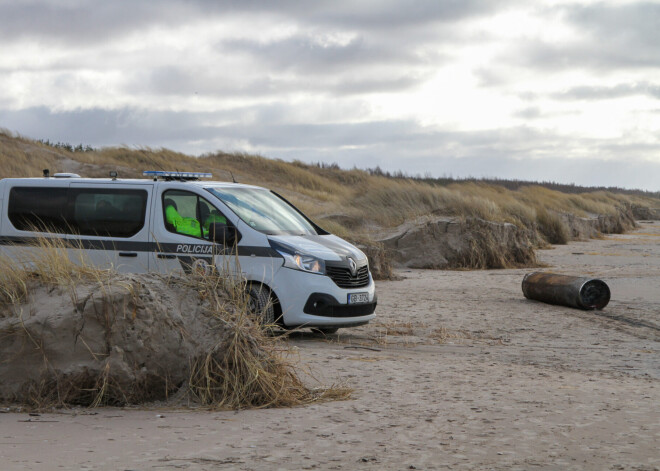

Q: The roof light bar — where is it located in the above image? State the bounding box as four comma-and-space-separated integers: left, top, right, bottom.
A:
143, 171, 212, 181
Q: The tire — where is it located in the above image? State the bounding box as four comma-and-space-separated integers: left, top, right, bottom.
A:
313, 327, 339, 335
247, 284, 275, 326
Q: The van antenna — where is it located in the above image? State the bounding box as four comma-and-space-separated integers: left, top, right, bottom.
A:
143, 152, 166, 172
230, 171, 237, 183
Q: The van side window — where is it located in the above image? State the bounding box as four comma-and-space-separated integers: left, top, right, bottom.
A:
7, 186, 148, 238
162, 190, 227, 239
8, 187, 69, 233
70, 188, 148, 237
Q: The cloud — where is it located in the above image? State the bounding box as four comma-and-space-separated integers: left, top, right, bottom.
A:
0, 107, 212, 145
0, 1, 472, 106
2, 105, 658, 190
0, 1, 186, 44
130, 64, 426, 99
513, 106, 542, 119
553, 82, 660, 101
0, 0, 506, 45
514, 2, 660, 71
288, 0, 503, 29
382, 154, 660, 191
1, 1, 659, 192
567, 1, 660, 50
221, 35, 419, 74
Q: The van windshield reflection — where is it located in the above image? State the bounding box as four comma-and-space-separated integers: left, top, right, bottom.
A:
206, 187, 317, 236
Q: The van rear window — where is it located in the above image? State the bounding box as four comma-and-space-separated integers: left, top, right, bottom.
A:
8, 187, 148, 238
8, 187, 69, 233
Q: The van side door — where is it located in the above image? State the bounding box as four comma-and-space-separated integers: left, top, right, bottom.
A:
68, 182, 152, 273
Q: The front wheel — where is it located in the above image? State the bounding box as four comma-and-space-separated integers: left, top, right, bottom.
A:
247, 284, 275, 326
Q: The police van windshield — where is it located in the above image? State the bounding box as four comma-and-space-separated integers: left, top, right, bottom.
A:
206, 187, 317, 236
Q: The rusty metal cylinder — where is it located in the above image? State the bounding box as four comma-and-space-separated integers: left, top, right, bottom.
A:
522, 272, 610, 310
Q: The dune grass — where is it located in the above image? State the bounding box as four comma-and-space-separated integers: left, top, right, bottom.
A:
2, 129, 658, 267
0, 236, 111, 306
180, 264, 352, 410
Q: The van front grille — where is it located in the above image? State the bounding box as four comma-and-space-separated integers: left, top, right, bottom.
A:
326, 265, 370, 289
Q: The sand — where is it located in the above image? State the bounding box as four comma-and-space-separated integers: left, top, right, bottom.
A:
0, 273, 231, 404
1, 222, 659, 470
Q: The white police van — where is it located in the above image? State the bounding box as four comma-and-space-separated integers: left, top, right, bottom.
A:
0, 170, 377, 333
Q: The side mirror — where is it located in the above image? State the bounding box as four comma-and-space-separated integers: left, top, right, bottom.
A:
209, 223, 237, 246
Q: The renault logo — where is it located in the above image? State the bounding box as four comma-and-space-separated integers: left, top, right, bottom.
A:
348, 257, 357, 277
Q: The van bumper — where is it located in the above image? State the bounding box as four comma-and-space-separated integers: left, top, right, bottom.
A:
270, 267, 377, 328
303, 292, 377, 317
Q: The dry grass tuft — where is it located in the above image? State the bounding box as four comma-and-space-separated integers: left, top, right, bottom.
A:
429, 326, 474, 343
187, 271, 352, 409
374, 320, 415, 337
188, 332, 348, 409
536, 209, 571, 244
453, 219, 538, 269
0, 236, 112, 307
0, 255, 29, 306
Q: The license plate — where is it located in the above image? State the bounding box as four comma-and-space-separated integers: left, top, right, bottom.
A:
348, 292, 369, 304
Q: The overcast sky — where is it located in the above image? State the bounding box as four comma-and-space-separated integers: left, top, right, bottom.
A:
1, 0, 659, 190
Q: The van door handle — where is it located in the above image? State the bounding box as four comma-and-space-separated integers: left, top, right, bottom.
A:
157, 253, 176, 259
119, 252, 138, 258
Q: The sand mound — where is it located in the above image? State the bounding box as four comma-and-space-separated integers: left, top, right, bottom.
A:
378, 216, 538, 269
355, 240, 395, 280
0, 239, 350, 410
376, 206, 637, 270
632, 205, 660, 220
1, 268, 350, 409
0, 273, 231, 405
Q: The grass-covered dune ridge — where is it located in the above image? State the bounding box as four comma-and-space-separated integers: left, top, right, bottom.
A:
2, 130, 659, 272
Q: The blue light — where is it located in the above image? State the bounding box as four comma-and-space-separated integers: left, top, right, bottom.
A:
143, 171, 212, 180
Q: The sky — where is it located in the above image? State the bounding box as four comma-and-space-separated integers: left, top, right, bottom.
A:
0, 0, 659, 190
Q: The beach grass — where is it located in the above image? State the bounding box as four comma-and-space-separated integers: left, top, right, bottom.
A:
2, 129, 659, 268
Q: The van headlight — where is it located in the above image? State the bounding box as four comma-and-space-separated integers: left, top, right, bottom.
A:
278, 251, 326, 275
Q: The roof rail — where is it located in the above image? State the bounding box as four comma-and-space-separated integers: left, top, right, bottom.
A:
143, 171, 212, 182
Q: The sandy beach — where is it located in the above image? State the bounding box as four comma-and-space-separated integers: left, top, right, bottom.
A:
2, 222, 659, 470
